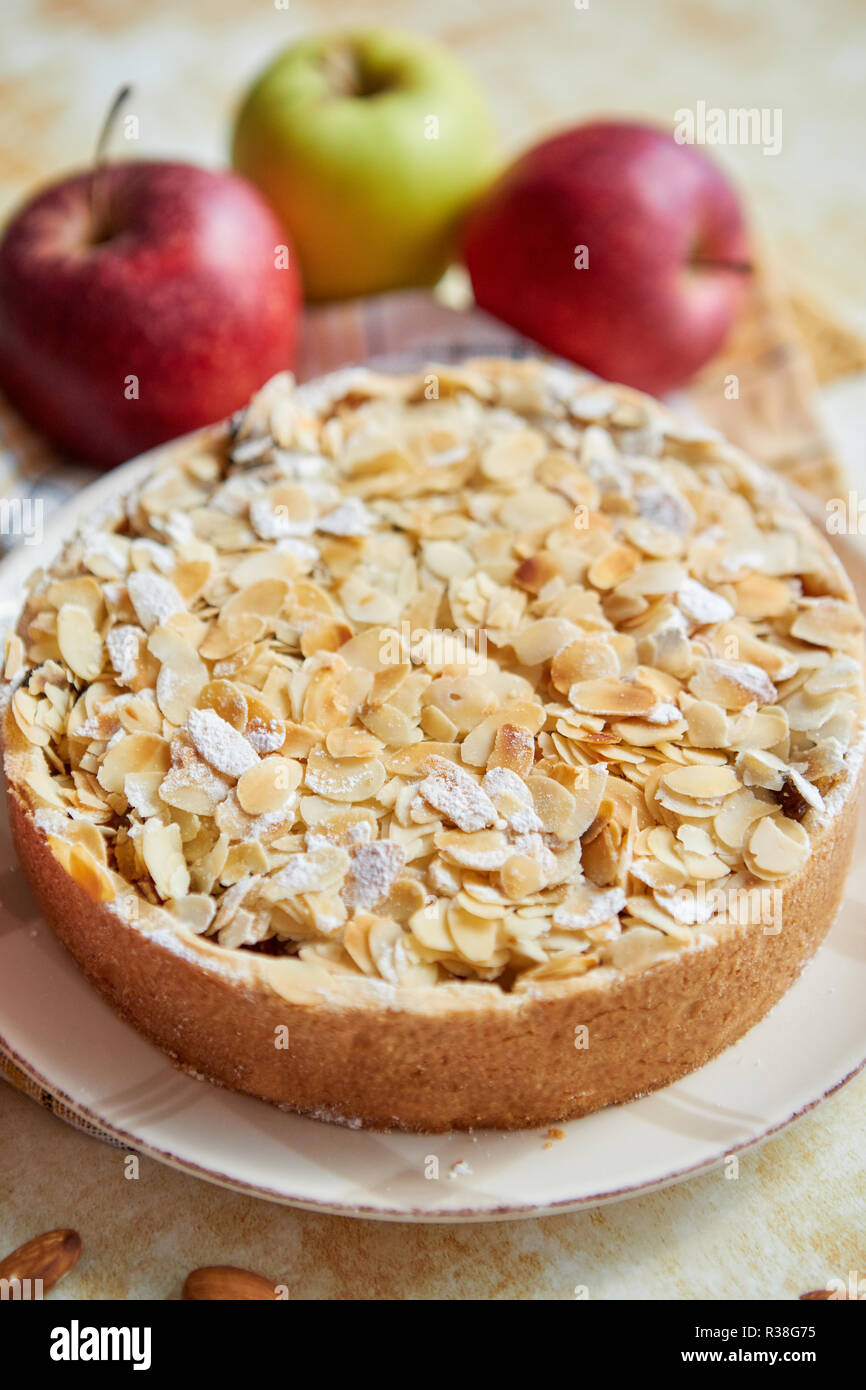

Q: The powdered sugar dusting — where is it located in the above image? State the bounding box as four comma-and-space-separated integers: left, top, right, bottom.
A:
187, 707, 259, 778
419, 756, 497, 832
317, 497, 374, 537
678, 577, 735, 626
481, 766, 542, 832
554, 886, 626, 931
272, 848, 348, 895
106, 624, 144, 683
343, 840, 406, 909
83, 532, 128, 573
645, 701, 682, 726
127, 571, 185, 630
245, 717, 286, 754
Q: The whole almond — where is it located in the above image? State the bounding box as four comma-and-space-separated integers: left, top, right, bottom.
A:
0, 1228, 82, 1294
182, 1265, 280, 1301
800, 1287, 857, 1300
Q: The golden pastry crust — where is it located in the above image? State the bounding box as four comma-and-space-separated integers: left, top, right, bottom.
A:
2, 356, 864, 1130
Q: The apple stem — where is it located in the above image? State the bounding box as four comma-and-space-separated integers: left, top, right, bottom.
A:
320, 47, 360, 99
90, 84, 133, 241
690, 257, 754, 274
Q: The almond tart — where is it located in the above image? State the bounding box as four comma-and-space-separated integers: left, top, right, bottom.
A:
3, 358, 864, 1131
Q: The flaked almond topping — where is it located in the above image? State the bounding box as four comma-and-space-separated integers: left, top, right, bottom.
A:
6, 358, 862, 988
689, 659, 777, 710
552, 637, 620, 691
325, 726, 383, 759
791, 598, 863, 652
780, 767, 824, 816
97, 732, 170, 794
245, 717, 287, 755
305, 746, 386, 802
644, 701, 682, 725
488, 722, 536, 778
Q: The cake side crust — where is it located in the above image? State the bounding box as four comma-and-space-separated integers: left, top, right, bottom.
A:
7, 751, 861, 1132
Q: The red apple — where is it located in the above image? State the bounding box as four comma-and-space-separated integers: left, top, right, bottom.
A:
0, 162, 301, 467
463, 121, 750, 396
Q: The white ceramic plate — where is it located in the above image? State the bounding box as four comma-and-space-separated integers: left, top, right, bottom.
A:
1, 417, 865, 1223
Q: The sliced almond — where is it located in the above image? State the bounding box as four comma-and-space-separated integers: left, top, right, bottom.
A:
501, 854, 545, 899
689, 658, 777, 710
200, 679, 248, 731
142, 818, 190, 900
661, 765, 739, 801
746, 815, 809, 880
791, 599, 863, 653
551, 638, 619, 692
57, 605, 103, 681
97, 733, 170, 794
436, 829, 511, 870
325, 726, 383, 759
304, 747, 386, 802
342, 841, 406, 909
568, 678, 657, 718
446, 901, 501, 964
237, 756, 302, 815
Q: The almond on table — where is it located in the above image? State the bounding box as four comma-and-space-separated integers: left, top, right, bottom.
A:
0, 1229, 82, 1294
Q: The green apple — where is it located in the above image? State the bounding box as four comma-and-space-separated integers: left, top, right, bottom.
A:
232, 28, 499, 301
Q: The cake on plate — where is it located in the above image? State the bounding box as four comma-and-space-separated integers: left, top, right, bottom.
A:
3, 357, 863, 1130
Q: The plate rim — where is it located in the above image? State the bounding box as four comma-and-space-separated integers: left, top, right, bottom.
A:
3, 1017, 864, 1222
